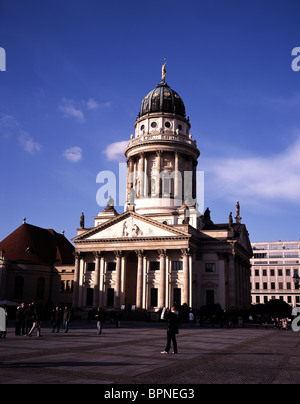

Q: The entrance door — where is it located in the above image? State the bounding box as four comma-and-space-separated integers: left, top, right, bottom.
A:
125, 253, 138, 308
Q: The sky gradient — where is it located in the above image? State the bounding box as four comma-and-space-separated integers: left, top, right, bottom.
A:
0, 0, 300, 243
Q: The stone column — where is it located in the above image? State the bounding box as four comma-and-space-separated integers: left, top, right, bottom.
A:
127, 157, 134, 199
156, 151, 162, 196
93, 252, 101, 308
158, 250, 167, 308
174, 151, 180, 200
114, 251, 122, 308
139, 152, 145, 198
182, 248, 190, 306
228, 253, 237, 308
99, 255, 105, 307
72, 253, 81, 308
136, 250, 144, 309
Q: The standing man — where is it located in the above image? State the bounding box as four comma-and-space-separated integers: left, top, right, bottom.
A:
95, 307, 106, 335
63, 307, 71, 333
161, 307, 179, 355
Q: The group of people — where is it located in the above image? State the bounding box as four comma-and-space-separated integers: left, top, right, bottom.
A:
13, 303, 72, 337
2, 303, 181, 354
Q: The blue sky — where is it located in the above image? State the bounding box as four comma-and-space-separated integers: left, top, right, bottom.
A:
0, 0, 300, 243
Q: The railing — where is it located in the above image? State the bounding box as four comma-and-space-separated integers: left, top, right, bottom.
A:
126, 132, 198, 149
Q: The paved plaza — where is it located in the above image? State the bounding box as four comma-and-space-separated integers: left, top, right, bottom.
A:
0, 322, 299, 384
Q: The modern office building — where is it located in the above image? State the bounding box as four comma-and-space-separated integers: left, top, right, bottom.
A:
251, 241, 300, 307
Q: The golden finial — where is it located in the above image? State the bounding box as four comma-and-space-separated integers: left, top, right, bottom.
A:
161, 58, 167, 83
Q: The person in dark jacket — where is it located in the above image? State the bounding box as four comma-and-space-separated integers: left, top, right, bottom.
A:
52, 307, 62, 333
161, 307, 179, 354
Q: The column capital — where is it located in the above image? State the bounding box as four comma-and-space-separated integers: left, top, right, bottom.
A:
93, 251, 102, 259
114, 250, 123, 258
135, 249, 144, 258
181, 248, 190, 257
158, 249, 167, 257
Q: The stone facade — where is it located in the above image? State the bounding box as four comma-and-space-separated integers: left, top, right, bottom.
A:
72, 67, 252, 312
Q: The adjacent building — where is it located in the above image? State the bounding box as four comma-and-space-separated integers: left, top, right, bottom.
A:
251, 241, 300, 307
0, 221, 75, 307
72, 65, 253, 312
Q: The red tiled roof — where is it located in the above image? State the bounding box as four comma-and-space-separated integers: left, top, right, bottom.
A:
0, 223, 74, 266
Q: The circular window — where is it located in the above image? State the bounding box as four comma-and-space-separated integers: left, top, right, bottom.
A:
140, 125, 145, 131
165, 121, 171, 128
151, 122, 157, 128
178, 124, 182, 131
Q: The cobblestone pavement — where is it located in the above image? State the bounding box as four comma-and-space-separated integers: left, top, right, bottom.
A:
0, 322, 299, 384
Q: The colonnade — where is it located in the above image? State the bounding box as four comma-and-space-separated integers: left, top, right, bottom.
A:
72, 249, 191, 310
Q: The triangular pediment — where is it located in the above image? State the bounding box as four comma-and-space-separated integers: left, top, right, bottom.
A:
73, 212, 189, 242
236, 225, 253, 257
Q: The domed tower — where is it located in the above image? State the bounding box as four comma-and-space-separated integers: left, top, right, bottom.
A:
125, 60, 200, 219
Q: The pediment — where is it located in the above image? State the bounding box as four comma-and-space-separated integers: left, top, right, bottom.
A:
236, 226, 253, 257
73, 212, 189, 242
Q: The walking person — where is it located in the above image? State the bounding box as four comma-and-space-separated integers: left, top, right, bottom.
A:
28, 303, 41, 338
63, 307, 71, 333
161, 307, 179, 355
95, 307, 106, 335
52, 307, 62, 333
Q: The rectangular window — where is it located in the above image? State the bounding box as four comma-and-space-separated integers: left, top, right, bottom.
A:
107, 288, 114, 307
173, 288, 181, 306
206, 290, 215, 305
87, 263, 95, 272
150, 288, 158, 307
150, 261, 160, 271
86, 288, 94, 307
172, 261, 183, 271
205, 263, 216, 273
107, 262, 116, 271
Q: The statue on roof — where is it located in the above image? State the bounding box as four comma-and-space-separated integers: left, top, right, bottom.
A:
161, 58, 167, 83
80, 212, 85, 229
229, 212, 233, 227
235, 201, 242, 224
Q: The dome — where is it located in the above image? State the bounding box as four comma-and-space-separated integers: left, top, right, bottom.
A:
138, 81, 186, 118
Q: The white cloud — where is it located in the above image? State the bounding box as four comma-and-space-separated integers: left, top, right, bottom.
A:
86, 98, 99, 110
59, 98, 85, 123
59, 97, 111, 122
105, 140, 128, 161
63, 146, 83, 163
0, 114, 42, 153
204, 136, 300, 204
18, 133, 42, 153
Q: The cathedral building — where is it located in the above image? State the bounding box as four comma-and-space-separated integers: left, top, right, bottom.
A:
72, 63, 253, 312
